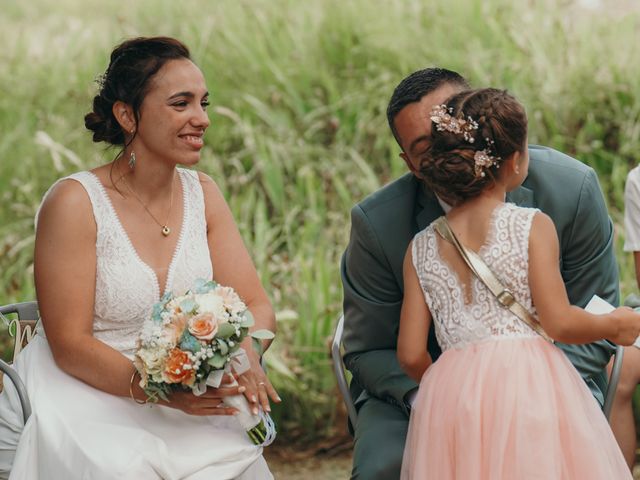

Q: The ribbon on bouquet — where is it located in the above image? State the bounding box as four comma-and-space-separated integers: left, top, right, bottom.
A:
193, 348, 277, 446
198, 349, 252, 391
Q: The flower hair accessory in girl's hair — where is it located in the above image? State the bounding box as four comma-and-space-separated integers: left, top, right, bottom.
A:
430, 104, 479, 143
473, 149, 499, 178
430, 104, 501, 178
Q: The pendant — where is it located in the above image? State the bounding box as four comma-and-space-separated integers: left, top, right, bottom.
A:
162, 226, 171, 237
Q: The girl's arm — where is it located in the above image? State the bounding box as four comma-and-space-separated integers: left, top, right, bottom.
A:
529, 212, 640, 345
397, 241, 433, 383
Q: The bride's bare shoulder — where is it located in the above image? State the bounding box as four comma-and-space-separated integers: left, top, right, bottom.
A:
36, 175, 95, 235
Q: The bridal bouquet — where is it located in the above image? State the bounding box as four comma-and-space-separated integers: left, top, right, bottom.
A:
134, 278, 276, 446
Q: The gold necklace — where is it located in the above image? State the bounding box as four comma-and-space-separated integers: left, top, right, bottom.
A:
122, 175, 174, 237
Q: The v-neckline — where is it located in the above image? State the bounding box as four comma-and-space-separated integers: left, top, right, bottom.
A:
87, 170, 188, 300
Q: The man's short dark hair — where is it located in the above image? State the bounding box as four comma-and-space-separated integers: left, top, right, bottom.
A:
386, 68, 469, 144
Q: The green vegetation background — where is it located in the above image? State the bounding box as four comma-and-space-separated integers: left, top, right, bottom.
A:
1, 0, 639, 442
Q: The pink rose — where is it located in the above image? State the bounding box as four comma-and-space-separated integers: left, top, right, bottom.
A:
188, 312, 218, 341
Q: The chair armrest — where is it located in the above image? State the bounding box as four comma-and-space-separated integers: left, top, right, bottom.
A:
0, 359, 31, 424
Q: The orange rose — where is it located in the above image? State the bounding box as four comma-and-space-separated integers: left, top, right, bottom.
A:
162, 348, 195, 385
188, 312, 218, 341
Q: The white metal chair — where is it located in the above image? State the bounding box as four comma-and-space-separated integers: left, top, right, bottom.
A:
331, 313, 624, 424
0, 301, 38, 423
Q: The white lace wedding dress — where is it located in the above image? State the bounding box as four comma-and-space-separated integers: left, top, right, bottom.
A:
0, 169, 272, 479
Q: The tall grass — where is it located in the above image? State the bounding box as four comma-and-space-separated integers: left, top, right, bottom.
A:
1, 0, 639, 441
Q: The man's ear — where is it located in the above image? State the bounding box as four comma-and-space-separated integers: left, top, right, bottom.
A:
112, 101, 136, 135
400, 152, 423, 179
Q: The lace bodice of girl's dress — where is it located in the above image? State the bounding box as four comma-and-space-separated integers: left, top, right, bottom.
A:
412, 203, 539, 351
36, 169, 213, 358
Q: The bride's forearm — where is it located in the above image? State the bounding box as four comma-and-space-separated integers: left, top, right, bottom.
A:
247, 300, 276, 353
48, 334, 137, 398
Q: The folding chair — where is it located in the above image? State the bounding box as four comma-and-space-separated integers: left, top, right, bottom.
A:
331, 313, 624, 425
603, 344, 624, 420
0, 301, 38, 423
330, 315, 358, 427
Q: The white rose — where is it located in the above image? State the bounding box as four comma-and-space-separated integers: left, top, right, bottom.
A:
213, 286, 246, 315
195, 292, 225, 316
137, 347, 168, 376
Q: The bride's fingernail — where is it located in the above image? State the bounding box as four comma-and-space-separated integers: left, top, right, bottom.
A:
253, 407, 259, 415
238, 386, 246, 393
266, 406, 271, 412
251, 395, 257, 403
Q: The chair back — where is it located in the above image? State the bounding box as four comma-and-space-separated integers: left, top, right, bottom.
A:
1, 301, 39, 363
0, 301, 37, 423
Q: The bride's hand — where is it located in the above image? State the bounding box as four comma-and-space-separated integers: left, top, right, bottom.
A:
161, 379, 245, 416
236, 346, 281, 415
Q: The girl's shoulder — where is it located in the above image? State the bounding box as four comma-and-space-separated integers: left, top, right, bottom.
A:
501, 202, 541, 225
497, 203, 545, 247
503, 202, 539, 215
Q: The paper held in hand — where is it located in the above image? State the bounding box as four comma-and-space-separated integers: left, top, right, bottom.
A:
585, 294, 640, 349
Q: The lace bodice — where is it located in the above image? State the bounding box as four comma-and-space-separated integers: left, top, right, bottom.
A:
412, 203, 539, 351
37, 169, 212, 358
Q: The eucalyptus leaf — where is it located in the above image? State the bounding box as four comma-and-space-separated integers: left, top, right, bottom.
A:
216, 323, 236, 338
157, 389, 170, 402
250, 329, 275, 340
241, 310, 255, 328
217, 338, 229, 355
252, 337, 264, 357
207, 352, 227, 369
180, 298, 197, 314
179, 331, 201, 353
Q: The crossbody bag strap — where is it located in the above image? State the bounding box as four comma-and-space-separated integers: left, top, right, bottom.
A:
433, 216, 553, 343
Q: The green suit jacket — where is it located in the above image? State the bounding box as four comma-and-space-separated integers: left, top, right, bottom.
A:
341, 145, 619, 417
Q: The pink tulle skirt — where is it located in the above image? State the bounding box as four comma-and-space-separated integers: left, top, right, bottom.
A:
400, 336, 631, 479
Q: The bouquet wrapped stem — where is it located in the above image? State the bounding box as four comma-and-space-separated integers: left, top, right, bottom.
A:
219, 382, 274, 445
195, 348, 276, 446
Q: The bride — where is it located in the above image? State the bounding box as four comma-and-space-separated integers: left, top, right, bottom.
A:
0, 36, 278, 479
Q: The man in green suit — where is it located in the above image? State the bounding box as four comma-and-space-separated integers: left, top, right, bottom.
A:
341, 68, 619, 479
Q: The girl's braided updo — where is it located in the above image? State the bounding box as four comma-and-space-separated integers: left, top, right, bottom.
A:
419, 88, 528, 206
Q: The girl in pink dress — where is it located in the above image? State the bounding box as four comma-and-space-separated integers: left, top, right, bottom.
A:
398, 88, 637, 479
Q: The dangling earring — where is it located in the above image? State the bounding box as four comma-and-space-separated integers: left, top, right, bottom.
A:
128, 129, 136, 169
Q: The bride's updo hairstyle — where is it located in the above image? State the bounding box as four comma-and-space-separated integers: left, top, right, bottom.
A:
420, 88, 527, 206
84, 37, 191, 146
